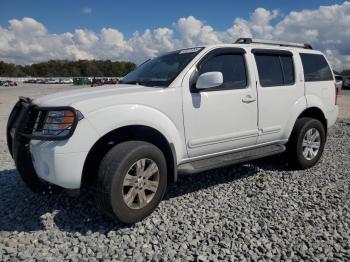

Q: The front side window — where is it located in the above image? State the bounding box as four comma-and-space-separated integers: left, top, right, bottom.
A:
198, 54, 247, 90
120, 47, 203, 87
300, 53, 333, 82
254, 53, 295, 87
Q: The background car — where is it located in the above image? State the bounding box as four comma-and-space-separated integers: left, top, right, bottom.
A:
2, 80, 17, 86
335, 75, 343, 91
343, 76, 350, 89
36, 79, 47, 84
23, 79, 38, 84
59, 78, 73, 84
91, 78, 104, 87
335, 75, 343, 85
103, 78, 118, 85
46, 78, 60, 84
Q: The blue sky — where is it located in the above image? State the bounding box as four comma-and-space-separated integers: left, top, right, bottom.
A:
0, 0, 345, 37
0, 1, 349, 69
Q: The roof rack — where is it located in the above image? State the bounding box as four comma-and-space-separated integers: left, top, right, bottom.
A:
234, 38, 313, 50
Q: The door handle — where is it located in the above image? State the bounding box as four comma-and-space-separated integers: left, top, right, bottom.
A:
242, 95, 256, 103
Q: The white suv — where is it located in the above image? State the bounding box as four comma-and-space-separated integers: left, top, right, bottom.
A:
7, 38, 339, 223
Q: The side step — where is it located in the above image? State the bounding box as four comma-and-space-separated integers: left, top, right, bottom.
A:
178, 144, 286, 174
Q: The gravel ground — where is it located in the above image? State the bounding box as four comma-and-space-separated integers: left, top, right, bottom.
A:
0, 85, 350, 261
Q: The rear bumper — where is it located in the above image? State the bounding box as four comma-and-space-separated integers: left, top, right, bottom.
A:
327, 106, 339, 128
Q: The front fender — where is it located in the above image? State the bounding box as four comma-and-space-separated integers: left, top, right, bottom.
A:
86, 104, 187, 163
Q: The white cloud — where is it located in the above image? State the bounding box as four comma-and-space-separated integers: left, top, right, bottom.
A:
82, 7, 92, 15
1, 2, 350, 70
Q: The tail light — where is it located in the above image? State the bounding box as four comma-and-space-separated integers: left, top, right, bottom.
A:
335, 83, 339, 105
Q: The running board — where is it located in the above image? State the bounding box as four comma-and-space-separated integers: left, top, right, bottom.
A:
178, 144, 286, 174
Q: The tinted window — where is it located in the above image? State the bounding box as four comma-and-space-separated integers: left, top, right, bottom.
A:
255, 54, 294, 87
199, 54, 247, 89
280, 56, 294, 85
300, 53, 333, 82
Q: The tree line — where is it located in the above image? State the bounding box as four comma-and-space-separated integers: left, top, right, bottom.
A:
341, 69, 350, 76
1, 59, 349, 78
0, 60, 136, 77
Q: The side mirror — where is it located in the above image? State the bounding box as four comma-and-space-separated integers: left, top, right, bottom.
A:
196, 72, 223, 90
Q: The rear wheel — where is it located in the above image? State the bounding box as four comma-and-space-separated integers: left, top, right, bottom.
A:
286, 117, 326, 169
95, 141, 167, 224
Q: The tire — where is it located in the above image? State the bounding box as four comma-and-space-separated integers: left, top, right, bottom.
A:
286, 117, 326, 169
95, 141, 168, 224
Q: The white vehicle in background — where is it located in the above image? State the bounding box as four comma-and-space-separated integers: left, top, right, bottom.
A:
46, 78, 60, 84
334, 75, 343, 90
7, 38, 339, 224
60, 78, 73, 84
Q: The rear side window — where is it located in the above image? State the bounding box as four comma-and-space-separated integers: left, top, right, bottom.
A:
199, 54, 247, 89
300, 53, 333, 82
254, 53, 295, 87
280, 56, 294, 85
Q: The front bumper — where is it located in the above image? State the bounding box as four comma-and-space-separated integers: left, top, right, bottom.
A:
7, 97, 100, 191
30, 141, 88, 189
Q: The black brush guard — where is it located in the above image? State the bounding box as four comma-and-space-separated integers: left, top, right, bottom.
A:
6, 97, 78, 193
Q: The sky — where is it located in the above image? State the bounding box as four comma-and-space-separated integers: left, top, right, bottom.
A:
0, 0, 350, 70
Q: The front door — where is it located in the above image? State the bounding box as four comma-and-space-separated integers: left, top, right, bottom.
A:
182, 48, 259, 158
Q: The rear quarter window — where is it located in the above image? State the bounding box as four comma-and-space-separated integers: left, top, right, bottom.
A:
300, 53, 333, 82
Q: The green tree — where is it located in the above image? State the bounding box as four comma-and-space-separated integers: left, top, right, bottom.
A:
0, 60, 136, 77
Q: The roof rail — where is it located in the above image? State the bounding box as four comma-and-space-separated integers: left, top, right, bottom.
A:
234, 38, 313, 50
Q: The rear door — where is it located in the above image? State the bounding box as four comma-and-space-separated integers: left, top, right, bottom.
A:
252, 49, 305, 144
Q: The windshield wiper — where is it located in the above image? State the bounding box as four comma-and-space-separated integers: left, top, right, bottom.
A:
120, 80, 155, 87
119, 80, 138, 85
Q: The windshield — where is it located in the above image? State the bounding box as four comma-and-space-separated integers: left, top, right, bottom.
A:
120, 47, 203, 87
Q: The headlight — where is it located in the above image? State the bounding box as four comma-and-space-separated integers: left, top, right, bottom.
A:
42, 111, 76, 136
29, 108, 84, 140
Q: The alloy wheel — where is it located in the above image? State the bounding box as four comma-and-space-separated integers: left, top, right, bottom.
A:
122, 158, 160, 209
302, 128, 321, 161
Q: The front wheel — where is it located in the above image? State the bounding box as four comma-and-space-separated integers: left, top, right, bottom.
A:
95, 141, 167, 224
286, 117, 326, 169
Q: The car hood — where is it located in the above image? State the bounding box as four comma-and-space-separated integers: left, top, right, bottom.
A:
34, 84, 168, 114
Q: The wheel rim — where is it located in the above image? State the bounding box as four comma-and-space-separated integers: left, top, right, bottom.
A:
122, 158, 160, 210
302, 128, 321, 161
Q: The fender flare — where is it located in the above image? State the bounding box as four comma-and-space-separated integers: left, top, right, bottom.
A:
86, 104, 186, 163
